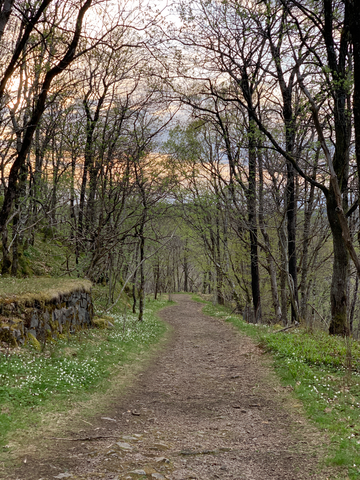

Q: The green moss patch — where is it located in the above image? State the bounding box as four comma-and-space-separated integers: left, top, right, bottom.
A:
0, 277, 92, 305
93, 317, 114, 329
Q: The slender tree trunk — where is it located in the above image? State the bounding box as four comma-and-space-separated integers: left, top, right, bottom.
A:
50, 139, 58, 226
350, 274, 358, 334
11, 159, 27, 276
328, 186, 350, 335
300, 151, 319, 320
284, 92, 298, 322
30, 127, 44, 245
280, 255, 287, 325
348, 7, 360, 338
279, 219, 301, 324
215, 210, 224, 305
202, 271, 208, 294
138, 214, 146, 322
1, 227, 10, 274
86, 164, 100, 226
70, 153, 76, 223
286, 161, 298, 322
248, 117, 261, 321
322, 0, 351, 335
258, 151, 281, 322
78, 119, 93, 236
268, 30, 299, 323
176, 248, 181, 292
183, 239, 189, 292
348, 1, 360, 203
283, 86, 299, 323
0, 1, 15, 41
132, 242, 139, 313
78, 161, 88, 236
154, 260, 160, 300
11, 215, 19, 276
210, 223, 224, 305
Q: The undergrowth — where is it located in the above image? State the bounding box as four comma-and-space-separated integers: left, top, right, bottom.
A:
0, 296, 170, 449
193, 295, 360, 480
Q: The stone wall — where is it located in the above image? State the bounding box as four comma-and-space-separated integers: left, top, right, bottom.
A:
0, 288, 94, 347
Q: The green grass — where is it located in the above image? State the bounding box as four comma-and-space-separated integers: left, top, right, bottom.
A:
22, 236, 78, 277
193, 295, 360, 479
0, 277, 91, 301
0, 295, 171, 449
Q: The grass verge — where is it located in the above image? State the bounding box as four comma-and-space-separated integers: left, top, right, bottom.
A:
0, 276, 91, 302
193, 295, 360, 480
0, 296, 171, 458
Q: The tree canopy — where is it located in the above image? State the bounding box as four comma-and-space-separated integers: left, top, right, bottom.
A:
0, 0, 359, 335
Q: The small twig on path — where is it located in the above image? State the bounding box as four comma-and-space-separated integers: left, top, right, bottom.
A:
47, 435, 119, 441
80, 419, 93, 426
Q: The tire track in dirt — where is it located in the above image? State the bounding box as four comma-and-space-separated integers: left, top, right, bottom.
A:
7, 295, 338, 480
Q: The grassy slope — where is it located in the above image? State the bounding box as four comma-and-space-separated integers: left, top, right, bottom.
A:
193, 295, 360, 480
0, 277, 92, 302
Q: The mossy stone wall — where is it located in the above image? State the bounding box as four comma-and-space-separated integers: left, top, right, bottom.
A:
0, 289, 94, 347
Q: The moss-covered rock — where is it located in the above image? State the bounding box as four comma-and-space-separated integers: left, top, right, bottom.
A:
0, 326, 17, 346
0, 286, 94, 348
27, 332, 41, 351
93, 317, 114, 329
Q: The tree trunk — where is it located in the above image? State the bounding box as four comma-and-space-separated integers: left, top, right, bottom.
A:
328, 187, 350, 336
183, 240, 189, 292
283, 87, 298, 323
138, 214, 146, 322
279, 223, 300, 324
268, 28, 299, 323
258, 151, 281, 323
286, 161, 298, 322
78, 108, 94, 236
202, 271, 208, 294
0, 0, 14, 42
248, 117, 261, 321
86, 163, 100, 227
280, 245, 287, 326
50, 138, 59, 226
154, 260, 160, 300
321, 0, 351, 336
1, 227, 11, 274
300, 151, 319, 320
11, 159, 27, 276
348, 1, 360, 204
132, 242, 139, 313
215, 210, 225, 305
350, 274, 358, 334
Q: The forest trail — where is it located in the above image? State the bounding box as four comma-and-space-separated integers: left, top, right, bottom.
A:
7, 295, 336, 480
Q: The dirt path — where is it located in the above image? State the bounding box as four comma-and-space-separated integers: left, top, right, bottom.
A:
6, 295, 336, 480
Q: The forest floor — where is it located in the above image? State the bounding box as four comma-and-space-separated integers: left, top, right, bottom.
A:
3, 295, 344, 480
